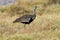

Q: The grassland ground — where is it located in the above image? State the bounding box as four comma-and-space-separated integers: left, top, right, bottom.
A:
0, 0, 60, 40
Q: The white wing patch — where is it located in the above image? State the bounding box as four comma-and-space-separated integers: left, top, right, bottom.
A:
21, 18, 31, 22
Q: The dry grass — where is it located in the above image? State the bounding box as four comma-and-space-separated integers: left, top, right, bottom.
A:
0, 0, 60, 40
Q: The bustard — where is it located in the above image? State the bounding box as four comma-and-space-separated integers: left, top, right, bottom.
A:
13, 6, 37, 27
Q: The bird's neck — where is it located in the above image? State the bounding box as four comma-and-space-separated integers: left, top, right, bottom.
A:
33, 7, 36, 15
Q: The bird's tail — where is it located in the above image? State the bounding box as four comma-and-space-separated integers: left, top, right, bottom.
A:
13, 21, 16, 23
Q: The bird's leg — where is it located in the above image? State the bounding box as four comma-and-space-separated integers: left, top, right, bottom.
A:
24, 24, 26, 29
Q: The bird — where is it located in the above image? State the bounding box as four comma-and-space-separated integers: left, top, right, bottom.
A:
13, 5, 37, 27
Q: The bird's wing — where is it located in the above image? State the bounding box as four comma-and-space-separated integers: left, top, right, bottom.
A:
20, 17, 31, 22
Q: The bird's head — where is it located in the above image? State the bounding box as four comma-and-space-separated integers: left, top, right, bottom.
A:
34, 5, 37, 10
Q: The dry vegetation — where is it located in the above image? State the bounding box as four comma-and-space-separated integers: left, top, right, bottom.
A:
0, 0, 60, 40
